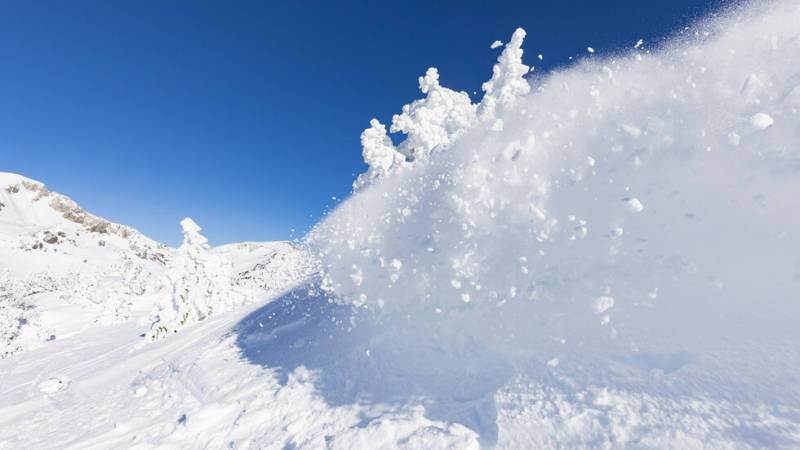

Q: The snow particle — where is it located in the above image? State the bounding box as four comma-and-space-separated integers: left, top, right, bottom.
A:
491, 40, 503, 49
749, 113, 774, 129
622, 124, 642, 138
623, 198, 644, 212
547, 358, 559, 367
593, 296, 615, 313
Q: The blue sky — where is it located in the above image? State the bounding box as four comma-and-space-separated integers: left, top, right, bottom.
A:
0, 0, 729, 247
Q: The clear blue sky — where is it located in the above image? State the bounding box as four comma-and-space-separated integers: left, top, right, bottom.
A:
0, 0, 730, 247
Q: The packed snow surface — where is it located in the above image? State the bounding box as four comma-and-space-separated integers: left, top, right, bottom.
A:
3, 0, 800, 448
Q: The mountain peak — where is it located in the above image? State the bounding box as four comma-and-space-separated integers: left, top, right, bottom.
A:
0, 173, 170, 276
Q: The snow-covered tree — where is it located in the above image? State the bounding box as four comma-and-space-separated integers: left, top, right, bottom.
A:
146, 218, 246, 342
391, 68, 477, 163
0, 269, 50, 358
60, 266, 102, 307
352, 29, 531, 188
477, 28, 531, 120
353, 119, 406, 190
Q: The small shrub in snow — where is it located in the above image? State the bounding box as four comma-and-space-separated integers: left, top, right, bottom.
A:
0, 269, 51, 358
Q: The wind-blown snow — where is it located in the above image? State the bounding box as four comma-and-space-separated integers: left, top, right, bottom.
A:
305, 0, 800, 446
2, 1, 800, 448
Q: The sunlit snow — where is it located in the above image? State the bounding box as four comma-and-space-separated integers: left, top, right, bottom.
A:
2, 0, 800, 448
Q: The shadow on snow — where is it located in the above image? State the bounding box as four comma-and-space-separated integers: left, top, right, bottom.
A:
233, 283, 514, 446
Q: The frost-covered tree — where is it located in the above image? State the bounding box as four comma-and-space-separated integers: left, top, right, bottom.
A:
477, 28, 531, 120
352, 29, 531, 188
146, 218, 246, 342
353, 119, 406, 190
60, 266, 102, 307
0, 269, 50, 358
391, 68, 477, 162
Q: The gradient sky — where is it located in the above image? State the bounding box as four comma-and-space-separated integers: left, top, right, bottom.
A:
0, 0, 731, 247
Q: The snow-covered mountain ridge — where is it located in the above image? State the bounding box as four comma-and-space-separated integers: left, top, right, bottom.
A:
0, 173, 170, 276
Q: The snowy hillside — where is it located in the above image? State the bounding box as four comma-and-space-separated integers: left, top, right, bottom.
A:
0, 174, 313, 358
0, 173, 171, 276
3, 0, 800, 448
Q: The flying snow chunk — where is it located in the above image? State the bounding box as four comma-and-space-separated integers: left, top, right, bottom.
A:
741, 74, 763, 103
622, 124, 642, 138
491, 40, 503, 49
133, 386, 148, 397
623, 197, 644, 212
547, 358, 559, 367
635, 39, 644, 49
594, 296, 615, 313
588, 47, 595, 53
750, 113, 774, 129
538, 54, 543, 60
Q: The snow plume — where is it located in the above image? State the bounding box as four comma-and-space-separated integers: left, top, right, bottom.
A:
309, 0, 800, 406
146, 218, 248, 341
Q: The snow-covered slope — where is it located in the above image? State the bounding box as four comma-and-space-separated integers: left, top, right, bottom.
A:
0, 173, 170, 277
0, 173, 174, 356
3, 0, 800, 448
0, 174, 313, 358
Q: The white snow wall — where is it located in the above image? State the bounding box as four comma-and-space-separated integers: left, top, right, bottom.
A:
308, 1, 800, 356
